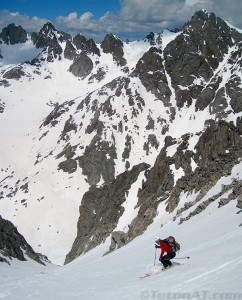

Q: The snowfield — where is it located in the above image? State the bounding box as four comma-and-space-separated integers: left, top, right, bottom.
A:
1, 194, 241, 300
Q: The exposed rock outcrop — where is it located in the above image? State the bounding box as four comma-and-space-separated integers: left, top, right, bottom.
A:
3, 66, 26, 80
166, 120, 242, 213
64, 40, 76, 60
40, 100, 75, 128
73, 34, 100, 56
69, 52, 94, 78
101, 34, 126, 66
58, 159, 77, 174
0, 215, 48, 265
31, 22, 70, 48
144, 32, 156, 45
31, 22, 70, 62
133, 47, 171, 107
104, 231, 128, 255
163, 10, 242, 109
0, 100, 5, 113
65, 163, 149, 264
0, 23, 27, 45
178, 179, 242, 224
123, 119, 242, 241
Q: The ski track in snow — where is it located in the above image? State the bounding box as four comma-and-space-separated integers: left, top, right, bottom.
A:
185, 256, 242, 283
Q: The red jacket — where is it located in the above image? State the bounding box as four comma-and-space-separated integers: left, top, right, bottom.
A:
156, 240, 172, 258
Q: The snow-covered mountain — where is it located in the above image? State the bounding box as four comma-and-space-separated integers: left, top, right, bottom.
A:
0, 9, 242, 270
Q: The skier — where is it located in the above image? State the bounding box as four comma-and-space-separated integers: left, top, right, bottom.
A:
155, 236, 176, 269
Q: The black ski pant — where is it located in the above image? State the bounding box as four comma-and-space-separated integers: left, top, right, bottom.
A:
159, 251, 176, 268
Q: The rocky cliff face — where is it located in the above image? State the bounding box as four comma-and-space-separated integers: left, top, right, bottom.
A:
101, 34, 127, 67
31, 22, 71, 62
164, 11, 242, 110
69, 52, 94, 78
0, 215, 48, 265
65, 163, 149, 264
0, 10, 241, 265
0, 23, 27, 45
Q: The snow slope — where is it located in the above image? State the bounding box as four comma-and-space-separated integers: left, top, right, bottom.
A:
0, 188, 241, 300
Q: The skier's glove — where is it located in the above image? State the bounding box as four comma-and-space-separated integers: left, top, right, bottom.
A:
155, 244, 159, 248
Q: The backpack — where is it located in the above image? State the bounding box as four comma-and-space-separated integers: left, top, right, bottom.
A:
163, 236, 180, 252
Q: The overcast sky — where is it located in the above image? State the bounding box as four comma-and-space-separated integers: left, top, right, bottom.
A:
0, 0, 241, 40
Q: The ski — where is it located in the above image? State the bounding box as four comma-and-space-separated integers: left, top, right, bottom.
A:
140, 271, 162, 279
139, 262, 185, 279
140, 268, 168, 279
140, 273, 151, 279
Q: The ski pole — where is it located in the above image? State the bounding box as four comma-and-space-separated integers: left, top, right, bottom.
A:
154, 248, 157, 266
173, 256, 190, 260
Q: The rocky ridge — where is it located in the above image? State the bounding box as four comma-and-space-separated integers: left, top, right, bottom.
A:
0, 215, 49, 265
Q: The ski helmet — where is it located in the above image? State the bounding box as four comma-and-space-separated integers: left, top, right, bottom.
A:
155, 237, 161, 242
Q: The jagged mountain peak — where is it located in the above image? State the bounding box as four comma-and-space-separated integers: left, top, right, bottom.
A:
103, 33, 122, 41
0, 23, 27, 45
192, 9, 215, 21
72, 33, 100, 56
39, 21, 57, 34
163, 10, 242, 109
31, 21, 71, 49
29, 22, 72, 62
186, 9, 242, 46
101, 33, 126, 66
